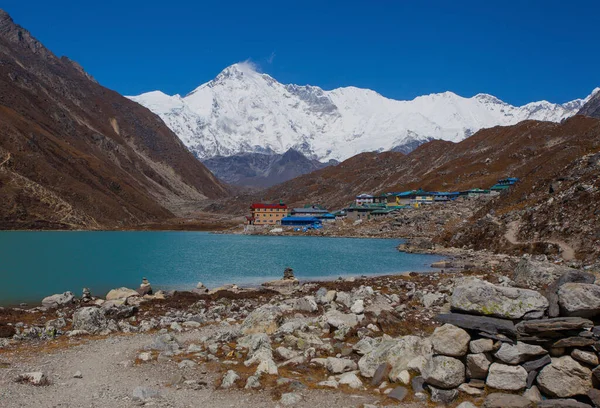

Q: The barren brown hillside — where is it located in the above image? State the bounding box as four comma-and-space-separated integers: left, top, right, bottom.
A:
233, 116, 599, 212
0, 10, 228, 229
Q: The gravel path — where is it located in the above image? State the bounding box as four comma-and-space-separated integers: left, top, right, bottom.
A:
0, 330, 399, 408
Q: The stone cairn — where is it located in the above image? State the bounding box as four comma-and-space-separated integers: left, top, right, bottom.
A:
136, 277, 153, 296
283, 267, 295, 280
81, 288, 92, 303
426, 270, 600, 407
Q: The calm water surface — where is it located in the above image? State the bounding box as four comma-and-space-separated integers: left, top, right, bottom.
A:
0, 231, 443, 305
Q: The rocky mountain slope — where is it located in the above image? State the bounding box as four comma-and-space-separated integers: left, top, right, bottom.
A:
203, 149, 336, 188
579, 90, 600, 119
0, 10, 228, 229
233, 116, 597, 211
130, 62, 597, 163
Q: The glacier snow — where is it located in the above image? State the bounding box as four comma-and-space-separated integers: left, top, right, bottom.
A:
129, 62, 597, 162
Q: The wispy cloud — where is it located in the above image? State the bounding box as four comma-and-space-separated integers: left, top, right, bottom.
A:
267, 51, 276, 64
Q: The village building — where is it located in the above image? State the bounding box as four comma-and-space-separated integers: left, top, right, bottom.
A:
459, 188, 491, 197
281, 216, 322, 227
291, 206, 336, 222
491, 177, 520, 192
432, 192, 460, 202
355, 194, 374, 205
248, 202, 289, 225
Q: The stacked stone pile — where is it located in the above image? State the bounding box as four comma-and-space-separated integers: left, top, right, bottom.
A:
434, 276, 600, 407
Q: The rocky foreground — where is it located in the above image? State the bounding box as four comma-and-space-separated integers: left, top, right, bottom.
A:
1, 255, 600, 408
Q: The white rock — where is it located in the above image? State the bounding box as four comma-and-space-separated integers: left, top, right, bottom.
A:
430, 324, 470, 357
350, 299, 365, 314
339, 372, 363, 389
486, 363, 527, 391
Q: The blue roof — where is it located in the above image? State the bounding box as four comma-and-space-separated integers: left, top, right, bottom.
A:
282, 217, 321, 222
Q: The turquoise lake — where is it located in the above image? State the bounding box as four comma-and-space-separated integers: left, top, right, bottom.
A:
0, 231, 443, 305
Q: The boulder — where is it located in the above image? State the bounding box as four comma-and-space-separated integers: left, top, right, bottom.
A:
451, 279, 548, 319
15, 372, 49, 386
220, 370, 240, 389
387, 386, 408, 401
72, 307, 109, 334
537, 400, 594, 408
338, 372, 363, 389
429, 385, 459, 403
436, 313, 517, 337
513, 259, 575, 288
516, 317, 593, 336
558, 283, 600, 317
324, 309, 359, 329
553, 337, 595, 348
41, 292, 75, 308
466, 353, 492, 379
240, 305, 282, 335
430, 324, 470, 357
325, 357, 356, 374
486, 363, 527, 391
293, 296, 318, 313
105, 287, 139, 301
280, 392, 302, 406
483, 393, 534, 408
537, 356, 593, 397
494, 342, 547, 364
421, 355, 465, 389
571, 349, 599, 366
358, 336, 432, 378
350, 299, 365, 314
523, 385, 543, 403
521, 354, 552, 372
470, 338, 496, 354
146, 333, 181, 353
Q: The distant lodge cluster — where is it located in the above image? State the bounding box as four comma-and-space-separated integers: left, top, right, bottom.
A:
246, 178, 519, 227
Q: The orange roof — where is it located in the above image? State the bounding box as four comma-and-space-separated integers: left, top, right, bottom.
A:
250, 203, 287, 209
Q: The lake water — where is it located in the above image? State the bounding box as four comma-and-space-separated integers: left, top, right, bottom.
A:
0, 231, 443, 305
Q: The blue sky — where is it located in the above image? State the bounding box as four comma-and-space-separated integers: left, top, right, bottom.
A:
3, 0, 598, 105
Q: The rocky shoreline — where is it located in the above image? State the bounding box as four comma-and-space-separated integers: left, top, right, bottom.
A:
1, 248, 599, 407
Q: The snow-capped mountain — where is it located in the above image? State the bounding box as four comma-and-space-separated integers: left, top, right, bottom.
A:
129, 62, 598, 162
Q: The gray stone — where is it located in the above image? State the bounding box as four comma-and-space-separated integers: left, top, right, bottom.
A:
430, 323, 470, 357
411, 376, 425, 392
553, 337, 596, 348
146, 333, 181, 353
537, 356, 592, 397
41, 292, 75, 309
15, 372, 49, 386
451, 279, 548, 319
458, 383, 484, 396
220, 370, 240, 389
132, 386, 160, 401
429, 386, 458, 404
325, 357, 356, 374
358, 335, 432, 378
371, 363, 390, 386
558, 283, 600, 317
241, 305, 283, 335
470, 338, 495, 354
526, 369, 538, 388
483, 393, 533, 408
571, 349, 599, 366
537, 400, 594, 408
324, 309, 359, 329
293, 296, 318, 313
422, 355, 465, 389
516, 317, 593, 336
486, 363, 527, 391
557, 270, 596, 287
280, 392, 302, 406
72, 307, 109, 334
457, 403, 478, 408
523, 385, 542, 403
388, 386, 408, 401
352, 336, 379, 355
338, 372, 363, 389
350, 299, 365, 314
588, 389, 600, 408
513, 259, 575, 288
494, 342, 547, 364
245, 375, 261, 389
436, 313, 517, 337
466, 353, 492, 379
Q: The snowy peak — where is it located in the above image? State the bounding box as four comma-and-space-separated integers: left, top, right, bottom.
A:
129, 66, 596, 162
